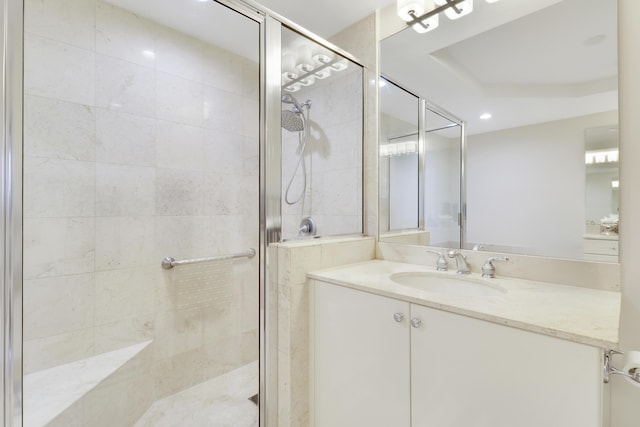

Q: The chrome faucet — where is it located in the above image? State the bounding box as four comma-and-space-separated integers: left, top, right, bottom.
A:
481, 256, 509, 278
447, 250, 471, 275
426, 250, 448, 271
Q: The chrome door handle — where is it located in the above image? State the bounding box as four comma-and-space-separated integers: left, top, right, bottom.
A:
411, 318, 422, 328
393, 312, 405, 322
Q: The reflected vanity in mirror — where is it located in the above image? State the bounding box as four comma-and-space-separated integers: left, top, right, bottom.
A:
584, 125, 619, 261
379, 0, 619, 263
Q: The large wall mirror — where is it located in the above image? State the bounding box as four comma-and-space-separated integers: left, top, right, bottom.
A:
379, 0, 619, 262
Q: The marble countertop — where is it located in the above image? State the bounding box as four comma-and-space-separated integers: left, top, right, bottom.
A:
308, 260, 620, 349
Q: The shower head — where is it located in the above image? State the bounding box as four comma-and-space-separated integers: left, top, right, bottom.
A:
281, 93, 303, 112
282, 110, 305, 132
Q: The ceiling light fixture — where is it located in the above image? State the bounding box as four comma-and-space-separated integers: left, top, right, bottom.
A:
480, 113, 492, 120
398, 0, 498, 34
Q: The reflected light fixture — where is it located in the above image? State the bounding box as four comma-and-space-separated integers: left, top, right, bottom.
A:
399, 0, 498, 34
282, 49, 349, 93
380, 140, 418, 157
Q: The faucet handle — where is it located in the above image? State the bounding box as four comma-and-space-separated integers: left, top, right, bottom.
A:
481, 256, 509, 278
447, 249, 464, 259
425, 250, 448, 271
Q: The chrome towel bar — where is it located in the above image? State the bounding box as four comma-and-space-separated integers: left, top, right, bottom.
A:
161, 248, 256, 270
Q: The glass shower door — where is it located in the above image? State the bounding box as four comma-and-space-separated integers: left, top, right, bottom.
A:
22, 1, 260, 425
280, 26, 364, 241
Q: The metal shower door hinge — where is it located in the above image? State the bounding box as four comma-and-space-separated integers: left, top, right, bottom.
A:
603, 349, 640, 384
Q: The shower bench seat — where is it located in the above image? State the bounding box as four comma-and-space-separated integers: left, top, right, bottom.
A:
23, 340, 152, 427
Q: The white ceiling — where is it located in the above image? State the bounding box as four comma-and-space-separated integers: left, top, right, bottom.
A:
255, 0, 395, 38
381, 0, 618, 135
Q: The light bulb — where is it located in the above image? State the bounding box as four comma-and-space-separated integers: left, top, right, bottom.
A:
435, 0, 473, 19
282, 72, 297, 84
296, 63, 313, 73
313, 54, 332, 65
444, 0, 473, 19
412, 14, 439, 33
330, 59, 348, 72
284, 83, 301, 93
397, 0, 427, 22
314, 68, 332, 79
299, 76, 316, 86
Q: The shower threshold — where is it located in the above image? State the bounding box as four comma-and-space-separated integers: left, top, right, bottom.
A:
134, 361, 258, 427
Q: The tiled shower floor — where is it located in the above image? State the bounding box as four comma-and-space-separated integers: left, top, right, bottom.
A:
134, 361, 258, 427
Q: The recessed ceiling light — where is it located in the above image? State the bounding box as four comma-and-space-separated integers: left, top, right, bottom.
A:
480, 113, 492, 120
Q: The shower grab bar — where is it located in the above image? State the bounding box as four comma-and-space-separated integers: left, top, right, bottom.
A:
161, 248, 256, 270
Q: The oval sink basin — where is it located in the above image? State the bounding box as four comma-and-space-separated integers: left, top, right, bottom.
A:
390, 272, 505, 297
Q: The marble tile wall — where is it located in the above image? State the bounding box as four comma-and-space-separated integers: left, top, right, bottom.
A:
330, 13, 379, 238
274, 237, 376, 427
23, 0, 259, 404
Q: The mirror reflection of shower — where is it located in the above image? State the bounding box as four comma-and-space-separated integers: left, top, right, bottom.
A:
281, 93, 312, 205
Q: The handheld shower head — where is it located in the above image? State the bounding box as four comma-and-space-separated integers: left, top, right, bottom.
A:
281, 110, 304, 132
281, 93, 303, 112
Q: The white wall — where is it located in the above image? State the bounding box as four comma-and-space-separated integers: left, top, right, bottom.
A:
586, 170, 619, 222
466, 110, 618, 258
425, 132, 460, 246
389, 154, 418, 230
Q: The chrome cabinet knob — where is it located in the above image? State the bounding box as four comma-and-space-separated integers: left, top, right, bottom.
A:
410, 318, 422, 328
393, 312, 405, 322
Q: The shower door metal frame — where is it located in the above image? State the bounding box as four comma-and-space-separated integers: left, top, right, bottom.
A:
1, 0, 24, 425
423, 101, 466, 249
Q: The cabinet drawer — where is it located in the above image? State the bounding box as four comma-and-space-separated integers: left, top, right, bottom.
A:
584, 239, 618, 255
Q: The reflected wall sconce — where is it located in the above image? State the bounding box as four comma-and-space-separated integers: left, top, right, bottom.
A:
398, 0, 498, 34
380, 141, 418, 157
282, 47, 348, 93
585, 149, 619, 165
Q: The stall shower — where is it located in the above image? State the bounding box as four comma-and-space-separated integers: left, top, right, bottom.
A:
9, 0, 365, 425
22, 0, 259, 425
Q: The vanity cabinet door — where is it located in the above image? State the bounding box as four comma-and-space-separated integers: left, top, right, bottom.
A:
410, 304, 603, 427
312, 281, 411, 427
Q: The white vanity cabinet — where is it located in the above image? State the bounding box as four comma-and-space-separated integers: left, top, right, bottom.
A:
312, 281, 604, 427
312, 281, 411, 427
410, 304, 602, 427
584, 236, 619, 262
